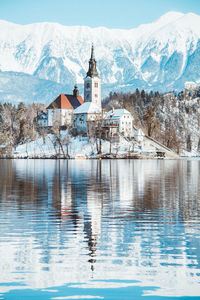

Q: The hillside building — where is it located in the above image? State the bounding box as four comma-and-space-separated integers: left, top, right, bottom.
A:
73, 102, 101, 134
37, 111, 48, 127
47, 85, 83, 127
103, 109, 134, 138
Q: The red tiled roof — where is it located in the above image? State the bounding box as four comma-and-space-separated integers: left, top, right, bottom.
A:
47, 94, 84, 110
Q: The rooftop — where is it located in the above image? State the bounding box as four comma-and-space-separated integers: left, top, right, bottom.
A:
47, 94, 84, 110
74, 102, 101, 114
105, 108, 132, 119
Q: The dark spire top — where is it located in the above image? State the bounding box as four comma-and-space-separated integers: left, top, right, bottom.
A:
86, 44, 99, 78
73, 84, 79, 97
91, 44, 95, 59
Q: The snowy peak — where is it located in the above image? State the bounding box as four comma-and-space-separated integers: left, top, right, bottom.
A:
154, 11, 185, 28
0, 11, 200, 103
150, 11, 200, 30
157, 11, 184, 21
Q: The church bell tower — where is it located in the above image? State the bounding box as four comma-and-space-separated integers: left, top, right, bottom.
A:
84, 45, 101, 108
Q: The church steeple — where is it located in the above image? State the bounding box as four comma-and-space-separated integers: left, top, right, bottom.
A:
84, 44, 101, 108
86, 44, 99, 78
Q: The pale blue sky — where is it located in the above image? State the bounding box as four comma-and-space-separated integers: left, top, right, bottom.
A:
0, 0, 200, 28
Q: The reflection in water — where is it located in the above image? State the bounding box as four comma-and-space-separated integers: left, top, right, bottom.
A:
0, 159, 200, 298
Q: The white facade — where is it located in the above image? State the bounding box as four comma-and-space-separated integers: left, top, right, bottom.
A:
84, 76, 101, 108
104, 109, 134, 137
47, 109, 73, 127
73, 102, 101, 134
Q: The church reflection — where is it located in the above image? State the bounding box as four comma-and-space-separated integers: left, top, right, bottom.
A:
0, 159, 200, 295
1, 159, 200, 228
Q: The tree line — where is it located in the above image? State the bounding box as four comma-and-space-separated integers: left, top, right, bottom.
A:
0, 86, 199, 155
102, 88, 200, 153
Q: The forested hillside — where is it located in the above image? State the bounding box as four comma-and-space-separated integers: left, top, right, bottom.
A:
103, 86, 200, 154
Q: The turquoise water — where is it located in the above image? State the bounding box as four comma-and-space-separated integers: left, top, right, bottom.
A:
0, 159, 200, 299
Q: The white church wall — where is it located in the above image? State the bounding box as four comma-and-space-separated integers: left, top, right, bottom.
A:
48, 109, 73, 127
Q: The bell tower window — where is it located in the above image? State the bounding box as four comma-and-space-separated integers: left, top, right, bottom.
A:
95, 82, 98, 88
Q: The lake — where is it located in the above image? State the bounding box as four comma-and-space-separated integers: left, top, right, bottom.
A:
0, 159, 200, 300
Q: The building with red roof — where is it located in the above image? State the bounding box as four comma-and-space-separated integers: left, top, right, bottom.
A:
47, 85, 83, 126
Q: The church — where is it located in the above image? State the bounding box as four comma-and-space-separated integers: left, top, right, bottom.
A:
38, 45, 102, 130
73, 45, 102, 134
38, 45, 135, 139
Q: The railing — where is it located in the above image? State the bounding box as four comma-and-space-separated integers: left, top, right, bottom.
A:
145, 135, 178, 155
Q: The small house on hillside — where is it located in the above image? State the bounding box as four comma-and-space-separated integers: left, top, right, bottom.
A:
103, 109, 134, 138
37, 111, 48, 127
47, 85, 83, 127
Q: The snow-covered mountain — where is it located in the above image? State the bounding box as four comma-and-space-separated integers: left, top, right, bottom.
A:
0, 11, 200, 103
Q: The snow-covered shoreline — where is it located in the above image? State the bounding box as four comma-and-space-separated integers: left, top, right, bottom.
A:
8, 134, 142, 159
0, 133, 199, 160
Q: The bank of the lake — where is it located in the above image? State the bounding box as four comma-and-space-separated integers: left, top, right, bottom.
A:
1, 133, 194, 159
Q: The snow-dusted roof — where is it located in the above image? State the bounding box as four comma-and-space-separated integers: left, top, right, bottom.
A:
74, 102, 101, 114
105, 108, 132, 119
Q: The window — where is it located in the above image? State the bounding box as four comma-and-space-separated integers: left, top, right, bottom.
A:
95, 94, 98, 98
87, 94, 89, 99
95, 82, 98, 88
86, 83, 90, 88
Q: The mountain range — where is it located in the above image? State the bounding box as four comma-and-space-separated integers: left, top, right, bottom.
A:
0, 11, 200, 104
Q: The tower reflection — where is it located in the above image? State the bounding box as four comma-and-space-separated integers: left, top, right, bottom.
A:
0, 159, 199, 297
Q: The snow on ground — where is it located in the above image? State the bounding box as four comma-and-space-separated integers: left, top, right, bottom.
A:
12, 132, 134, 158
7, 130, 200, 159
